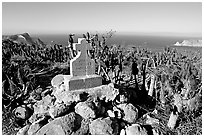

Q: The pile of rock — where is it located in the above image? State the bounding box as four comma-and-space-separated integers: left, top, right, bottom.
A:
16, 82, 161, 135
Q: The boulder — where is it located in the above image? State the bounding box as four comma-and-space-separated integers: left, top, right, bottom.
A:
107, 110, 115, 118
37, 123, 65, 135
115, 103, 138, 124
96, 83, 119, 102
36, 112, 84, 135
49, 102, 71, 118
52, 83, 119, 105
75, 101, 96, 119
120, 129, 126, 135
53, 89, 81, 105
112, 107, 123, 119
125, 124, 148, 135
28, 116, 49, 135
33, 94, 55, 114
84, 83, 119, 102
89, 117, 119, 135
29, 113, 48, 124
16, 124, 30, 135
28, 123, 43, 135
51, 75, 75, 103
71, 118, 90, 135
51, 74, 64, 89
14, 105, 32, 120
91, 97, 106, 116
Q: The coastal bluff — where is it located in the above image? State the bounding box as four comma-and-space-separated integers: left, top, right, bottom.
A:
174, 39, 202, 47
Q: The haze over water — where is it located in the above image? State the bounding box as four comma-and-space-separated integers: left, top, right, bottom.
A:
34, 33, 201, 52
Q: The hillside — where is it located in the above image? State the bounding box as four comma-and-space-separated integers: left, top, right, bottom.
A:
2, 33, 45, 47
174, 39, 202, 47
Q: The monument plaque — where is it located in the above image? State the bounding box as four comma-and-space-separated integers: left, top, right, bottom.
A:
64, 38, 102, 91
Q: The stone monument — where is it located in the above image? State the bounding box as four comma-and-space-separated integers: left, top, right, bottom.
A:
60, 38, 102, 91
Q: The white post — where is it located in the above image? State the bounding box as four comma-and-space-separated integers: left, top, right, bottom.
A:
148, 74, 155, 96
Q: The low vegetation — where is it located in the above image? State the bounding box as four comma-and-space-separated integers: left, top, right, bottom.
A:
2, 31, 202, 135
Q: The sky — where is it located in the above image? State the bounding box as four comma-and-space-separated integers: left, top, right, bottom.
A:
2, 2, 202, 37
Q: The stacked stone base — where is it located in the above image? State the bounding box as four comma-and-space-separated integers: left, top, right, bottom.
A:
68, 75, 102, 91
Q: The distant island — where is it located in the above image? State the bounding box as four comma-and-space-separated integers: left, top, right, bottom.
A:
174, 39, 202, 47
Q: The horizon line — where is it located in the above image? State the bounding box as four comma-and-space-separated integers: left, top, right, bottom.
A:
2, 31, 202, 38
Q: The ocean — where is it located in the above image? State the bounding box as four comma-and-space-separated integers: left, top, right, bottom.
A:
35, 34, 202, 53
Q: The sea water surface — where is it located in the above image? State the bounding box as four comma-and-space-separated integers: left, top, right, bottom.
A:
35, 33, 202, 53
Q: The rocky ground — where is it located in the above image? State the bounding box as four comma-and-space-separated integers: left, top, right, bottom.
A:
15, 78, 162, 135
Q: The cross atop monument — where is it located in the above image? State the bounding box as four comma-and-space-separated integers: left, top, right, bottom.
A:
52, 38, 102, 91
75, 38, 92, 56
70, 38, 95, 76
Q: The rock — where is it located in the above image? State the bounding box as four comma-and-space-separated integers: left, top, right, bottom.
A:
29, 113, 48, 123
91, 97, 106, 116
14, 105, 32, 120
112, 107, 123, 119
75, 101, 96, 119
49, 102, 71, 118
16, 124, 30, 135
51, 75, 72, 100
107, 110, 115, 118
99, 83, 119, 102
87, 83, 119, 102
116, 103, 138, 124
36, 112, 83, 135
53, 89, 81, 105
37, 123, 66, 135
51, 74, 64, 89
53, 83, 119, 105
28, 116, 49, 135
89, 117, 119, 135
120, 122, 126, 129
48, 118, 54, 123
125, 124, 148, 135
33, 94, 55, 114
71, 119, 90, 135
120, 129, 126, 135
28, 123, 43, 135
